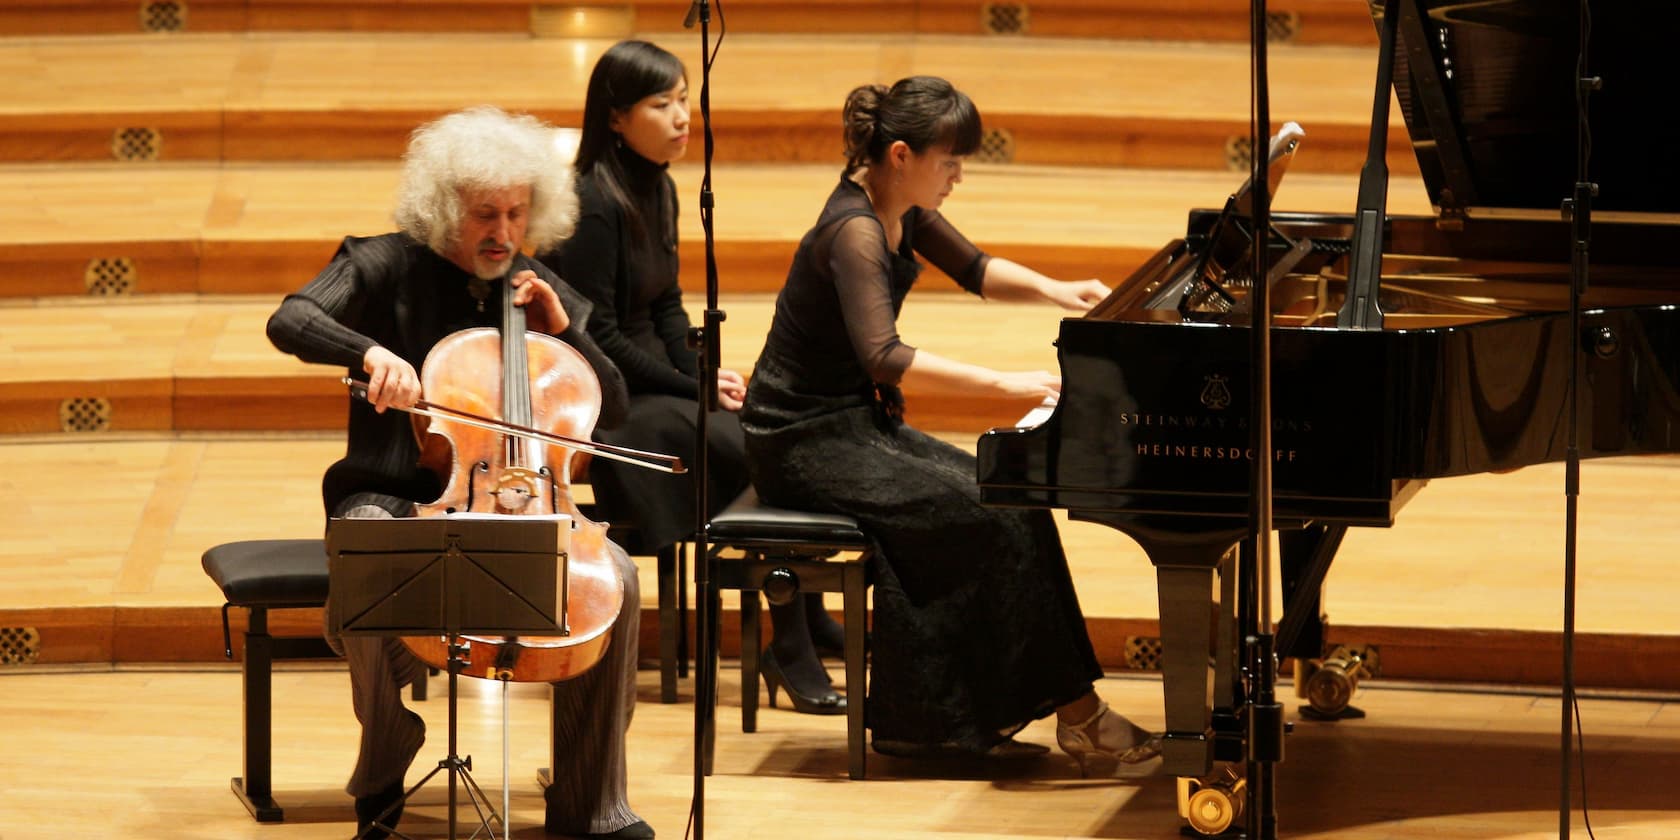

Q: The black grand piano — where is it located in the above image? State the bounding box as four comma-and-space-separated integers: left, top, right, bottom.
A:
977, 0, 1680, 819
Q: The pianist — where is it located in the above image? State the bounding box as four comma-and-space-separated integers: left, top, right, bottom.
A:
738, 75, 1160, 774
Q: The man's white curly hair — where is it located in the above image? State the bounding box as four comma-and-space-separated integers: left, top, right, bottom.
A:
394, 106, 578, 255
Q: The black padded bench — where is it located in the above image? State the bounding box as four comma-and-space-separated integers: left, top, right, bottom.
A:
202, 538, 360, 821
705, 488, 873, 779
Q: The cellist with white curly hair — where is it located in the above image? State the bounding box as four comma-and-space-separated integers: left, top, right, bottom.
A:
266, 105, 655, 840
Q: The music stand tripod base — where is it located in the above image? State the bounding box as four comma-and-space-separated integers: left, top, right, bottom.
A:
329, 515, 571, 840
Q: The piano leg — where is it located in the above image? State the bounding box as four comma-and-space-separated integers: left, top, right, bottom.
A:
1276, 523, 1345, 661
1069, 513, 1248, 777
1274, 524, 1372, 719
1155, 545, 1238, 777
1213, 541, 1244, 759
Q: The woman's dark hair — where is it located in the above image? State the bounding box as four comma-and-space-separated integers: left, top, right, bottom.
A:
574, 40, 687, 235
842, 76, 982, 176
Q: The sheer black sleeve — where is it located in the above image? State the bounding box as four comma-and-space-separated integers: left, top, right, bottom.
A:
824, 215, 917, 384
911, 208, 990, 295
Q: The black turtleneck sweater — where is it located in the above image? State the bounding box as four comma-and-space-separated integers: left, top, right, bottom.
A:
266, 233, 629, 515
540, 146, 700, 399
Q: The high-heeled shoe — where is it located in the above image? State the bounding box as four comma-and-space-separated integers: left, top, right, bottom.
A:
1056, 701, 1163, 779
760, 646, 846, 715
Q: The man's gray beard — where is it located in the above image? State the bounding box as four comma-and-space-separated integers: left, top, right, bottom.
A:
472, 257, 512, 281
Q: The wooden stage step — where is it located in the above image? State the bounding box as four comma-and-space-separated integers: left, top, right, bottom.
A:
0, 291, 1111, 434
0, 0, 1381, 46
0, 32, 1416, 172
0, 160, 1436, 300
2, 430, 1678, 694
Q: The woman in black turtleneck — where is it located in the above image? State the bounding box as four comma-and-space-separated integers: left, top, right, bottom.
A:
540, 40, 845, 715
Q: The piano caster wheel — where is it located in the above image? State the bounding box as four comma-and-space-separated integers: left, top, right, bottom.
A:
1178, 767, 1246, 836
1299, 645, 1374, 720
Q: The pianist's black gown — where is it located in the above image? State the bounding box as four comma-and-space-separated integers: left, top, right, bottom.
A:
740, 177, 1103, 753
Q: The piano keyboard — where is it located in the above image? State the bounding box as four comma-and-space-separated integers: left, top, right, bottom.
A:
1014, 396, 1058, 429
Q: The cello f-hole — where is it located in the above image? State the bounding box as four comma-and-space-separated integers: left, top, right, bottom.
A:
464, 460, 490, 512
539, 466, 563, 515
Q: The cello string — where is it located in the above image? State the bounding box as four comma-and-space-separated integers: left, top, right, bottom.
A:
503, 284, 534, 471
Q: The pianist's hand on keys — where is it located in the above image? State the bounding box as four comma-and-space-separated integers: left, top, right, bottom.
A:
1015, 395, 1059, 429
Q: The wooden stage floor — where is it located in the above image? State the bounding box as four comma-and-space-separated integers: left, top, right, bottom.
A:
2, 427, 1680, 686
2, 664, 1677, 840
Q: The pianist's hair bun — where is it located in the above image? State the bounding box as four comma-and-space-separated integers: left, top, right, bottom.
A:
842, 84, 889, 175
842, 77, 984, 177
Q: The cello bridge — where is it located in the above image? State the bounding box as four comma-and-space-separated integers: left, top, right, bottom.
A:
490, 467, 543, 513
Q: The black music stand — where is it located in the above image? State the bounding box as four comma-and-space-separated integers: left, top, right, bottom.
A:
327, 515, 570, 840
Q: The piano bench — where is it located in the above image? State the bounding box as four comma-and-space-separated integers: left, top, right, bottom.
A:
705, 488, 873, 780
201, 538, 426, 822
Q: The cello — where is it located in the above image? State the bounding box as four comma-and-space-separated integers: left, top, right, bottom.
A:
354, 276, 683, 684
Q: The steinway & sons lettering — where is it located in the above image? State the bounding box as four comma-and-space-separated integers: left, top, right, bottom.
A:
1117, 412, 1315, 433
1118, 413, 1310, 462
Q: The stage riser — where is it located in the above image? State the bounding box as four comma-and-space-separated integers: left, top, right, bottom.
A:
0, 1, 1377, 45
0, 382, 174, 435
0, 111, 1421, 180
3, 606, 1673, 694
16, 119, 1422, 176
0, 239, 1147, 298
0, 381, 1034, 436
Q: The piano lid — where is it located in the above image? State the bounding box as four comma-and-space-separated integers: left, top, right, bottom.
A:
1383, 0, 1680, 219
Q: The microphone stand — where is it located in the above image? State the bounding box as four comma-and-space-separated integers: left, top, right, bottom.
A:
1245, 0, 1282, 837
683, 1, 722, 838
1559, 2, 1597, 835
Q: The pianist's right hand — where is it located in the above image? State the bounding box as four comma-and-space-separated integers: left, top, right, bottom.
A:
996, 369, 1061, 403
1045, 277, 1111, 313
